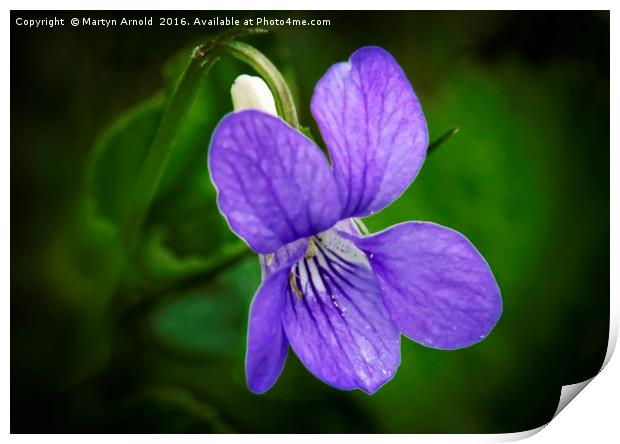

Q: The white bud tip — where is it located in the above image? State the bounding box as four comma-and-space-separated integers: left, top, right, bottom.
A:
230, 74, 278, 116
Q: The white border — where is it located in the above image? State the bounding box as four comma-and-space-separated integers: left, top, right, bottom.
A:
4, 2, 616, 442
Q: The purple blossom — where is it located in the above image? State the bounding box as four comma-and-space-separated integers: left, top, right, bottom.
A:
208, 46, 502, 394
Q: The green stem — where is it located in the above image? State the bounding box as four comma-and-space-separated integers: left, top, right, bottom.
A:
224, 40, 299, 128
118, 47, 220, 253
118, 33, 295, 255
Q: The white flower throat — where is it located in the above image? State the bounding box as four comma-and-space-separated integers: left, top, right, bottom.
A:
290, 228, 370, 300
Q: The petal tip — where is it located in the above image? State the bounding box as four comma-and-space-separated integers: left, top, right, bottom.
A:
246, 379, 273, 395
349, 45, 394, 62
361, 363, 401, 395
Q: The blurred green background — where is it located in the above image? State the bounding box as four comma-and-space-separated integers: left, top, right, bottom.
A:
11, 11, 609, 433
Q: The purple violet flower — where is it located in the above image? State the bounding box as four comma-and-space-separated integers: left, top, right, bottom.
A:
208, 46, 502, 394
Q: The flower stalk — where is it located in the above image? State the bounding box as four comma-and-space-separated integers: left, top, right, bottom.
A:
118, 31, 297, 256
224, 40, 299, 128
119, 49, 220, 253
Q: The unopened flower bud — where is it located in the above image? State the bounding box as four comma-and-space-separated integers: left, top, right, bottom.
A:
230, 74, 277, 116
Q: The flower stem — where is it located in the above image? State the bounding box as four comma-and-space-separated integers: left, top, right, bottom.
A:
118, 31, 295, 255
118, 48, 220, 253
224, 40, 300, 128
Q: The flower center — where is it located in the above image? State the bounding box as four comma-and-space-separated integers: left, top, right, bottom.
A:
289, 227, 369, 300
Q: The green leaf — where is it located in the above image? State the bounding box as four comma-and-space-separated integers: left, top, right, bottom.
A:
82, 34, 291, 300
83, 51, 234, 229
84, 94, 166, 224
147, 168, 238, 254
155, 59, 237, 197
151, 292, 241, 356
148, 257, 260, 357
139, 225, 248, 285
111, 386, 234, 432
428, 127, 460, 154
83, 54, 240, 272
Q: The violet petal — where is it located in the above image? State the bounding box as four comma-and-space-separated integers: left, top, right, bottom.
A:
246, 268, 291, 394
209, 110, 342, 254
282, 231, 400, 393
345, 222, 502, 350
260, 237, 309, 280
311, 46, 428, 218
